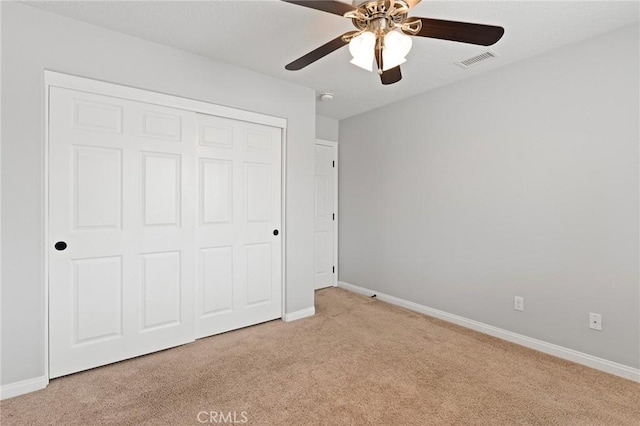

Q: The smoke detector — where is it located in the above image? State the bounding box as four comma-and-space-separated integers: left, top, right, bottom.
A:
319, 93, 334, 102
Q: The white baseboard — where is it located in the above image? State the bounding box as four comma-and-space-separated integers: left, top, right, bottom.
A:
338, 281, 640, 383
283, 306, 315, 322
1, 375, 48, 400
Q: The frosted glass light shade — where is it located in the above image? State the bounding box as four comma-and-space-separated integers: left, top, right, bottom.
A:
349, 31, 376, 71
382, 30, 412, 71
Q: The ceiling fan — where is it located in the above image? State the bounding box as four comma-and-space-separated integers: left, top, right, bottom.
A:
282, 0, 504, 85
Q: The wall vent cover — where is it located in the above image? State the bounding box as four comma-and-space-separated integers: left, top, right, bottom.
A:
455, 51, 498, 69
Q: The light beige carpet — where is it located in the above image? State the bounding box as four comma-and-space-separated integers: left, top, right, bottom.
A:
2, 288, 639, 425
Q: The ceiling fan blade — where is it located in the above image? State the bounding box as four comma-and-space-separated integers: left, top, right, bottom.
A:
405, 0, 422, 9
407, 17, 504, 46
380, 66, 402, 85
285, 31, 359, 71
281, 1, 354, 16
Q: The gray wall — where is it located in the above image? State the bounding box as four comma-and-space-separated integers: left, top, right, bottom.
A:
1, 2, 316, 386
339, 24, 639, 368
316, 115, 339, 142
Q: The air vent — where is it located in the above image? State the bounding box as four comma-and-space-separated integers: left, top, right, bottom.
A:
455, 51, 498, 69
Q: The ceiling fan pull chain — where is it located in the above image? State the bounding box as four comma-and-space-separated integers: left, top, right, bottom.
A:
375, 35, 385, 75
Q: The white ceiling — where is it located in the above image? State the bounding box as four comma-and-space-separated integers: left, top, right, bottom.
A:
25, 1, 640, 120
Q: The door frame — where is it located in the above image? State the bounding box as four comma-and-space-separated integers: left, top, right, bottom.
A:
315, 139, 339, 287
43, 70, 288, 382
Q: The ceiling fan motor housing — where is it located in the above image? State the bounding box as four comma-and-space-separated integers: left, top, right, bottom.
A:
349, 0, 411, 32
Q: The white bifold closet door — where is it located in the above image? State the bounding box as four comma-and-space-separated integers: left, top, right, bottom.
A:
195, 113, 282, 338
49, 86, 282, 378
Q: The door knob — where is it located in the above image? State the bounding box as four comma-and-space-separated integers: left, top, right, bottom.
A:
54, 241, 67, 251
273, 230, 279, 236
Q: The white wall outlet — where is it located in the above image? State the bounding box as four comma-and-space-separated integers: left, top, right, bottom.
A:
514, 296, 524, 311
589, 313, 602, 331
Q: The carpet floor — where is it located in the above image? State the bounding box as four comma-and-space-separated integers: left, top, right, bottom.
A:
2, 287, 639, 425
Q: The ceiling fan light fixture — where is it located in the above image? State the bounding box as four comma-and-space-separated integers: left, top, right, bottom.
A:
382, 30, 412, 70
282, 0, 505, 85
349, 31, 375, 71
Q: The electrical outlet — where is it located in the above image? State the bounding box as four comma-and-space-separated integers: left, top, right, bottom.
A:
589, 313, 602, 331
514, 296, 524, 312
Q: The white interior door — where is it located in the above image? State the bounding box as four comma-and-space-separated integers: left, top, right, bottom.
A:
195, 113, 282, 338
48, 87, 197, 378
314, 141, 337, 290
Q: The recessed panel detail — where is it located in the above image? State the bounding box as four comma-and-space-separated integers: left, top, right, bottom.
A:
141, 251, 181, 330
142, 152, 181, 227
200, 123, 233, 148
73, 99, 123, 133
245, 163, 271, 223
200, 247, 233, 316
314, 231, 331, 272
141, 111, 182, 141
73, 256, 123, 345
200, 159, 232, 225
73, 146, 122, 230
246, 243, 271, 305
245, 130, 271, 151
315, 175, 328, 218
